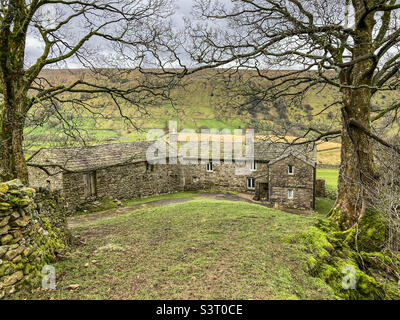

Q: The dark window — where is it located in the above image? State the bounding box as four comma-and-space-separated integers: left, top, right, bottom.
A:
247, 177, 256, 189
288, 165, 294, 175
250, 161, 257, 171
206, 162, 213, 172
84, 171, 97, 197
146, 162, 154, 172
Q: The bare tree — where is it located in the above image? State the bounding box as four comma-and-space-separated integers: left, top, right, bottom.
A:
369, 139, 400, 251
0, 0, 177, 184
184, 0, 400, 229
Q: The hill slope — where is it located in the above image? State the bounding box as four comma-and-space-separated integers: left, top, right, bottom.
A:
24, 69, 398, 165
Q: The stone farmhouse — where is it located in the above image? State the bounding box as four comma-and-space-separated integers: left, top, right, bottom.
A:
27, 137, 317, 212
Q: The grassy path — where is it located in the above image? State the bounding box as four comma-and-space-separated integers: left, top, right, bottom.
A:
68, 192, 272, 229
14, 197, 336, 300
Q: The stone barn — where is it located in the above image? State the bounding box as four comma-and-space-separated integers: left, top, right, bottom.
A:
27, 139, 317, 212
27, 141, 184, 211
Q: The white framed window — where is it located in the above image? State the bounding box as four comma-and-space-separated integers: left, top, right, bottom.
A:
247, 177, 256, 189
193, 176, 199, 183
288, 189, 294, 199
288, 165, 294, 175
250, 161, 257, 171
206, 162, 213, 172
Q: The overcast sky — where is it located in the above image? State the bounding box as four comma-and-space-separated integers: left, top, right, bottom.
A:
25, 0, 198, 68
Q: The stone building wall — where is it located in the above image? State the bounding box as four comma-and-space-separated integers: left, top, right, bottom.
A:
29, 153, 316, 212
268, 155, 315, 210
62, 161, 184, 210
61, 172, 87, 211
96, 161, 183, 200
28, 166, 63, 192
182, 160, 269, 193
0, 180, 68, 299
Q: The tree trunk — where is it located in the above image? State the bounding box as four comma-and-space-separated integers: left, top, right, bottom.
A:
330, 87, 377, 229
0, 2, 29, 184
0, 102, 28, 184
329, 2, 378, 229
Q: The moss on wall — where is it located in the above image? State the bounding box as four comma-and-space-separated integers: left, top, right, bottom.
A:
292, 212, 400, 300
0, 180, 69, 299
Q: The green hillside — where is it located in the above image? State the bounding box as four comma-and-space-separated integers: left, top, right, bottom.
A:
24, 69, 399, 160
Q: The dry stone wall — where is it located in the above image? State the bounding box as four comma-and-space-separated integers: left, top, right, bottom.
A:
28, 166, 63, 192
96, 162, 183, 201
0, 180, 68, 299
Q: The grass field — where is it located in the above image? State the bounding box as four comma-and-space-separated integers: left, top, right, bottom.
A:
314, 197, 335, 216
316, 169, 339, 192
14, 199, 337, 300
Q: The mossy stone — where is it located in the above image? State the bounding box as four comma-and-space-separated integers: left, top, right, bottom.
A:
328, 208, 351, 230
344, 210, 386, 252
8, 195, 31, 208
0, 203, 11, 211
21, 188, 35, 198
1, 235, 13, 245
0, 184, 8, 195
4, 180, 23, 190
0, 225, 10, 236
293, 215, 399, 300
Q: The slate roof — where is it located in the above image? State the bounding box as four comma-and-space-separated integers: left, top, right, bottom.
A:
28, 140, 156, 172
28, 139, 316, 172
178, 141, 316, 162
254, 142, 316, 162
268, 149, 316, 167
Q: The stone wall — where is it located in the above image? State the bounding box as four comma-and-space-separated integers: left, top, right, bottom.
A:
270, 186, 314, 211
0, 180, 68, 299
269, 155, 315, 210
316, 179, 326, 197
28, 166, 64, 192
62, 161, 184, 211
182, 160, 268, 193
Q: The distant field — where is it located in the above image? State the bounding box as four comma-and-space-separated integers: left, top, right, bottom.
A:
24, 70, 344, 154
317, 149, 341, 166
316, 142, 341, 152
315, 140, 341, 166
24, 69, 398, 166
316, 169, 339, 192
